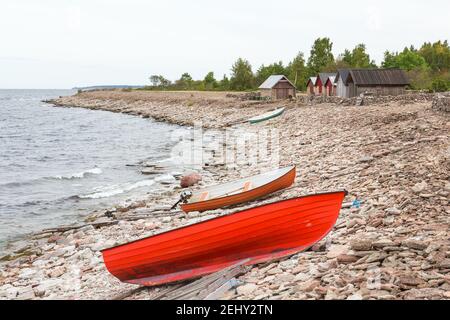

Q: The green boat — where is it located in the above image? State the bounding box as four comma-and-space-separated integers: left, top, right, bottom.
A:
248, 107, 286, 124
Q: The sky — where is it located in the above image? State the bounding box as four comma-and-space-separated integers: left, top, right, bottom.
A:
0, 0, 449, 89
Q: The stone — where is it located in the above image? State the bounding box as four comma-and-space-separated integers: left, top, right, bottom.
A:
326, 245, 349, 259
16, 286, 35, 300
385, 207, 401, 215
337, 254, 359, 264
18, 268, 37, 280
346, 293, 363, 300
403, 239, 428, 251
351, 239, 373, 251
412, 182, 428, 194
295, 280, 321, 292
237, 283, 258, 296
180, 173, 202, 188
438, 259, 450, 269
48, 266, 66, 278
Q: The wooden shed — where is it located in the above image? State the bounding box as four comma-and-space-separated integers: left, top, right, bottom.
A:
306, 77, 317, 95
335, 68, 409, 98
259, 75, 296, 100
324, 76, 337, 96
316, 73, 336, 96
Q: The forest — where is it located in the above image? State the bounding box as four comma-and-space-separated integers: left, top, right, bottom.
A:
145, 38, 450, 93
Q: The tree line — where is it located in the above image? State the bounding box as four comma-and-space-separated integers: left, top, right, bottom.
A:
145, 38, 450, 93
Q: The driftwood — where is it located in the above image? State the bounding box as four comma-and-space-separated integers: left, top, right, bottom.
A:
34, 220, 119, 235
155, 260, 249, 300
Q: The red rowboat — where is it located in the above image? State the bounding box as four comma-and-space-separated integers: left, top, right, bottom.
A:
181, 166, 296, 213
102, 190, 347, 286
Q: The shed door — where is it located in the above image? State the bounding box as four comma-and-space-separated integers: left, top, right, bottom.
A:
276, 88, 289, 99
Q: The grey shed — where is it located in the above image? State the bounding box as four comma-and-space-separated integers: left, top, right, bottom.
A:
259, 75, 296, 100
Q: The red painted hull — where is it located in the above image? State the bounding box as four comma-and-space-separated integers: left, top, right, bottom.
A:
102, 191, 347, 286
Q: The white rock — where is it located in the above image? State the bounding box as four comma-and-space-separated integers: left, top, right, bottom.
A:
237, 283, 258, 296
18, 268, 37, 280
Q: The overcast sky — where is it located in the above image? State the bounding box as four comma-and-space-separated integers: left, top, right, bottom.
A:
1, 0, 449, 89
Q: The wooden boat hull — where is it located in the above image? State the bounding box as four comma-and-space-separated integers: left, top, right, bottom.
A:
102, 190, 347, 286
249, 107, 285, 124
181, 166, 296, 213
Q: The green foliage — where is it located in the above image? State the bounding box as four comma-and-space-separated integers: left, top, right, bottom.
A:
419, 40, 450, 72
149, 75, 171, 88
307, 38, 335, 76
431, 78, 449, 92
145, 38, 450, 92
382, 48, 428, 71
255, 61, 287, 86
286, 52, 308, 90
348, 44, 377, 68
203, 72, 217, 90
219, 74, 230, 91
230, 58, 255, 90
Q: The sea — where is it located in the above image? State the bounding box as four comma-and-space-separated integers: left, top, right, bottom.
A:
0, 89, 189, 253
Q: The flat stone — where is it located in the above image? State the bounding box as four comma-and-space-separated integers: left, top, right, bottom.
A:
326, 245, 350, 259
237, 283, 258, 296
403, 239, 429, 251
337, 254, 359, 264
351, 239, 373, 251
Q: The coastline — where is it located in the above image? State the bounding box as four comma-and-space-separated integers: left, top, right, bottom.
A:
1, 90, 449, 300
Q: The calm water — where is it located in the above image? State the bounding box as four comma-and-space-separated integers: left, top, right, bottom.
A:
0, 89, 188, 252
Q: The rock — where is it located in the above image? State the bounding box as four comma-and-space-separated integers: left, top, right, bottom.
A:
180, 173, 202, 188
403, 239, 429, 251
402, 288, 444, 300
337, 254, 359, 264
346, 293, 363, 300
372, 239, 396, 249
33, 279, 62, 298
237, 283, 258, 296
277, 273, 295, 283
48, 266, 66, 278
18, 268, 37, 280
295, 280, 321, 292
385, 207, 401, 215
412, 182, 428, 194
366, 252, 388, 263
279, 259, 298, 271
16, 286, 35, 300
351, 239, 373, 251
438, 259, 450, 269
326, 245, 349, 259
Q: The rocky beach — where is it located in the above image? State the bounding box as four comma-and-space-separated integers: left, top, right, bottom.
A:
1, 90, 449, 300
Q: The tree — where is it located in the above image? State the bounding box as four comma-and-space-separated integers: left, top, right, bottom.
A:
219, 74, 230, 91
149, 75, 160, 87
349, 44, 376, 68
175, 73, 193, 90
230, 58, 254, 90
307, 38, 335, 76
286, 52, 308, 90
337, 44, 376, 69
203, 72, 217, 90
419, 40, 450, 72
255, 61, 287, 86
158, 75, 171, 88
382, 48, 428, 71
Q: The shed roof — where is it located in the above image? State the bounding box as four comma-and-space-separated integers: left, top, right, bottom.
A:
306, 77, 317, 87
325, 76, 336, 85
347, 69, 409, 86
259, 75, 295, 89
317, 73, 337, 85
335, 69, 350, 84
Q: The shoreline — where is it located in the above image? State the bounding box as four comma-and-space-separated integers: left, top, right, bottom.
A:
1, 90, 449, 300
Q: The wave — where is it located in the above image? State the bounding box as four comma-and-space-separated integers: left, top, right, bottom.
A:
52, 168, 102, 180
78, 179, 156, 199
